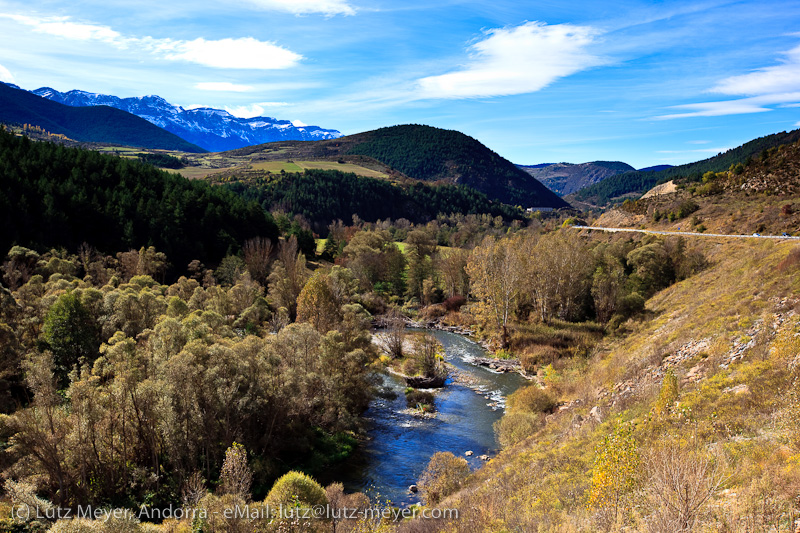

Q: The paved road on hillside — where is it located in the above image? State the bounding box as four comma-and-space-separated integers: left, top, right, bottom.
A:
571, 225, 800, 240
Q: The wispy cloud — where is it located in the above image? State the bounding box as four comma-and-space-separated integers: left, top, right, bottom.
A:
242, 0, 356, 16
653, 92, 800, 120
656, 43, 800, 120
195, 82, 253, 92
657, 147, 730, 154
1, 13, 302, 70
416, 21, 605, 99
712, 44, 800, 95
0, 63, 14, 83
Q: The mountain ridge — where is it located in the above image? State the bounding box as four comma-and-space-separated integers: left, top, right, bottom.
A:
519, 160, 636, 196
0, 82, 205, 152
32, 86, 343, 152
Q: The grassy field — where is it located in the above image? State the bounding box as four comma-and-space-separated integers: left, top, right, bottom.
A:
251, 160, 389, 178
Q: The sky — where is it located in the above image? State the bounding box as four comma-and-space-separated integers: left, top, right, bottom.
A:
1, 0, 800, 168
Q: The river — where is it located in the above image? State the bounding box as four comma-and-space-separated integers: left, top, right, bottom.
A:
321, 329, 527, 506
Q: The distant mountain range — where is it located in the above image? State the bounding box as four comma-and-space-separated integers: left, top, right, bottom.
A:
0, 82, 205, 152
519, 161, 636, 196
519, 161, 676, 196
32, 87, 343, 152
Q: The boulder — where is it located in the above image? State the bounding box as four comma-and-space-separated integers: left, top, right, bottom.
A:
589, 405, 603, 423
408, 485, 418, 493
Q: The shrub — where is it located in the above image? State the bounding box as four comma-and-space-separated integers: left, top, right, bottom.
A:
495, 412, 544, 448
507, 386, 557, 415
653, 368, 679, 416
406, 389, 435, 410
617, 292, 645, 319
442, 295, 466, 312
418, 452, 470, 505
519, 345, 560, 373
264, 471, 328, 509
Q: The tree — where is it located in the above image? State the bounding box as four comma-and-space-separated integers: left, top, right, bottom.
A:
466, 235, 526, 347
296, 271, 340, 332
42, 292, 99, 381
405, 229, 437, 301
588, 423, 641, 530
591, 255, 626, 323
219, 442, 252, 500
268, 236, 310, 319
525, 231, 592, 322
438, 248, 470, 299
242, 236, 273, 285
642, 442, 726, 532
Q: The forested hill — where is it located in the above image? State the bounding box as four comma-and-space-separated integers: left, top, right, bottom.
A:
225, 124, 568, 208
572, 128, 800, 205
217, 168, 523, 229
0, 129, 277, 268
0, 83, 206, 153
346, 125, 567, 207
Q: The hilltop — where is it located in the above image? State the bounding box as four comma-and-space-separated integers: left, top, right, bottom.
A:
519, 161, 635, 196
0, 83, 205, 152
221, 124, 568, 208
571, 128, 800, 206
32, 86, 343, 152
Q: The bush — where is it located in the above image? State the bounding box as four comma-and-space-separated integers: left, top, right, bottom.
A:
519, 345, 560, 374
507, 386, 557, 415
495, 412, 544, 448
418, 452, 470, 505
264, 471, 328, 509
617, 292, 645, 319
442, 295, 466, 312
406, 389, 435, 410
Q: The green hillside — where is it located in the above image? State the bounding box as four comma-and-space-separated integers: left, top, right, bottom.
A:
346, 125, 567, 207
0, 83, 206, 153
217, 168, 523, 227
0, 129, 276, 269
221, 124, 568, 209
573, 128, 800, 205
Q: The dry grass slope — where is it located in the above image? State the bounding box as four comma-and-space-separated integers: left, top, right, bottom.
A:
412, 238, 800, 532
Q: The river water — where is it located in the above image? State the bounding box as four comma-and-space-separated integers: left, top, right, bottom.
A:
321, 329, 527, 506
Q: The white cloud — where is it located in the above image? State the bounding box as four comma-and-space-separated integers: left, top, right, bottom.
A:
712, 44, 800, 96
161, 38, 301, 69
243, 0, 356, 16
195, 82, 253, 92
0, 63, 14, 83
1, 13, 302, 70
417, 21, 605, 99
2, 14, 120, 42
225, 102, 289, 117
660, 43, 800, 120
291, 119, 307, 127
653, 92, 800, 120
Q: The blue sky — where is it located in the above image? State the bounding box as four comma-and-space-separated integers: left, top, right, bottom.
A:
1, 0, 799, 168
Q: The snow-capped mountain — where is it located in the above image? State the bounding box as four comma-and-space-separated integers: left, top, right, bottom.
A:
32, 87, 343, 152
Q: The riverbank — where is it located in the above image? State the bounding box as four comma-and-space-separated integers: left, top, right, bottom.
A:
372, 315, 534, 380
322, 329, 528, 505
